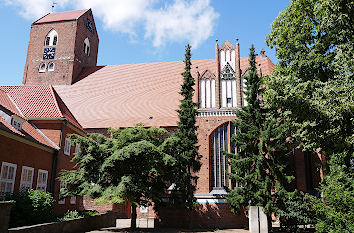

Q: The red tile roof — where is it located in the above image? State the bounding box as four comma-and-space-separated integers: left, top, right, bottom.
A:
33, 9, 88, 24
0, 86, 83, 131
55, 57, 273, 129
0, 89, 22, 116
0, 90, 58, 149
0, 115, 57, 149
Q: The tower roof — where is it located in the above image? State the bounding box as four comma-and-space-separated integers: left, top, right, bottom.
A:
33, 9, 89, 24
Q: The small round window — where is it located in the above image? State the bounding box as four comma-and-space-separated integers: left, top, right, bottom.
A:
39, 63, 46, 73
48, 62, 55, 72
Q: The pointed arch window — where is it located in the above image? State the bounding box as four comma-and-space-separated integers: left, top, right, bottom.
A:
39, 63, 46, 72
84, 38, 90, 56
45, 30, 58, 46
48, 62, 55, 72
210, 122, 237, 189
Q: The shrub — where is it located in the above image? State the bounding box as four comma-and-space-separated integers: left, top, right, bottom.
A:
57, 210, 99, 221
8, 189, 54, 227
311, 154, 354, 233
276, 191, 314, 232
58, 210, 81, 221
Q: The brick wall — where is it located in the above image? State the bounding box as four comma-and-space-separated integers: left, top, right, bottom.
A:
23, 10, 98, 86
155, 202, 248, 229
0, 133, 54, 194
53, 123, 85, 214
196, 115, 236, 193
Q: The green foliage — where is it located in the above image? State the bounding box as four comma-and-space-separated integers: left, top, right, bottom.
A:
311, 153, 354, 233
161, 44, 201, 208
7, 189, 54, 227
57, 210, 99, 222
266, 0, 354, 82
265, 0, 353, 232
58, 210, 81, 221
227, 45, 293, 223
60, 124, 175, 228
276, 192, 314, 232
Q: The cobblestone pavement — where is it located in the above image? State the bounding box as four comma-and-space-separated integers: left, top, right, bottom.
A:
84, 219, 249, 233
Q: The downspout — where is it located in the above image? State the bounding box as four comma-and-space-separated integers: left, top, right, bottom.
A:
49, 119, 67, 195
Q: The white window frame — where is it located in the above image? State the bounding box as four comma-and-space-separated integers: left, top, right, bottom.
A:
48, 62, 55, 72
11, 117, 22, 130
0, 162, 17, 195
45, 29, 58, 46
70, 195, 76, 204
64, 137, 71, 155
58, 181, 66, 204
36, 169, 48, 192
84, 38, 90, 56
19, 166, 34, 191
39, 63, 46, 73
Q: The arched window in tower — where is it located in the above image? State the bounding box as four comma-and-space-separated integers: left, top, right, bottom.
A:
210, 122, 237, 190
44, 30, 58, 46
48, 62, 55, 72
84, 38, 90, 56
39, 63, 46, 73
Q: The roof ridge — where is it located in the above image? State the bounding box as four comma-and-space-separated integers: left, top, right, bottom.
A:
6, 93, 24, 117
76, 9, 90, 20
49, 85, 64, 118
29, 122, 59, 149
32, 12, 51, 25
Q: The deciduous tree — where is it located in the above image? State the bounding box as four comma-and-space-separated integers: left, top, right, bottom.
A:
60, 125, 175, 229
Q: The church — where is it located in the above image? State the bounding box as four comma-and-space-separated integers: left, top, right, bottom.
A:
0, 9, 322, 228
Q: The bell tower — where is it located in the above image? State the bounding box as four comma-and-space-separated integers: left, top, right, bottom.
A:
23, 9, 99, 85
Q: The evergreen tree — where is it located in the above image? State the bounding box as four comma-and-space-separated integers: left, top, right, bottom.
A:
162, 44, 201, 207
227, 45, 293, 228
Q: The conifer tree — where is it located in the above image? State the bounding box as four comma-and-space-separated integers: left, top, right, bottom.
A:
227, 45, 293, 227
163, 44, 201, 207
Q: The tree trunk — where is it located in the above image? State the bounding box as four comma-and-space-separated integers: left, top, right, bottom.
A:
131, 203, 137, 229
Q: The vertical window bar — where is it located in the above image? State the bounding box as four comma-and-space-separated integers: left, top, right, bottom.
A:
215, 128, 219, 187
210, 133, 215, 188
220, 125, 224, 187
224, 123, 229, 187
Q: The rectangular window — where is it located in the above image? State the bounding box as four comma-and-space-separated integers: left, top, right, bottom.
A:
36, 169, 48, 192
64, 138, 71, 155
70, 196, 76, 204
227, 98, 232, 104
75, 144, 81, 155
20, 166, 34, 191
58, 181, 66, 204
0, 162, 17, 196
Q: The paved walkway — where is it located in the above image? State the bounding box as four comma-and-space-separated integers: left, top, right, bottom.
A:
84, 219, 249, 233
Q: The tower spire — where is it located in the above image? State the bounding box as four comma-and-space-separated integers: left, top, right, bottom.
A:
51, 2, 57, 13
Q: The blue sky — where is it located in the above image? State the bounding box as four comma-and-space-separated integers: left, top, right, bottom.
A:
0, 0, 290, 85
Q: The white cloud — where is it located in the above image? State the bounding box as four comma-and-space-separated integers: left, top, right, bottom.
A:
145, 0, 218, 48
3, 0, 70, 19
2, 0, 219, 48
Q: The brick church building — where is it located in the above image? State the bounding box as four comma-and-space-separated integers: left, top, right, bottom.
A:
0, 9, 323, 227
